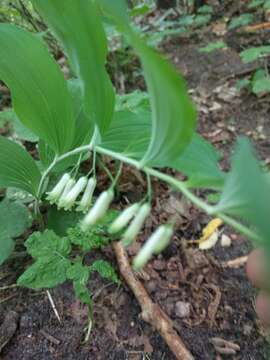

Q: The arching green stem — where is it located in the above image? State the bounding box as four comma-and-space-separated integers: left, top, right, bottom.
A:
37, 142, 260, 243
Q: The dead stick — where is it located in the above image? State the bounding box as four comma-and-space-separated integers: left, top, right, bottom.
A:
113, 242, 194, 360
222, 255, 248, 269
244, 22, 270, 32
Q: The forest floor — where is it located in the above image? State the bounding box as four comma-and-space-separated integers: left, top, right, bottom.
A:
1, 1, 270, 359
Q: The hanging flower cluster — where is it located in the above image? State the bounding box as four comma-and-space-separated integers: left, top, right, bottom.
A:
46, 173, 173, 270
46, 173, 96, 213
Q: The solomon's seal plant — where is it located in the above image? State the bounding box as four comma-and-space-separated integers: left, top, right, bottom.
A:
0, 0, 270, 338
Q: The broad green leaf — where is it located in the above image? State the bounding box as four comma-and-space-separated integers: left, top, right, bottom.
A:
67, 79, 94, 148
199, 41, 227, 53
253, 78, 270, 94
0, 231, 14, 265
193, 14, 212, 27
0, 24, 75, 154
129, 4, 152, 17
240, 46, 270, 63
38, 139, 86, 174
214, 138, 270, 249
0, 136, 41, 196
115, 91, 150, 112
131, 37, 197, 166
0, 110, 38, 142
248, 0, 265, 8
0, 198, 31, 264
24, 230, 71, 259
38, 139, 55, 169
178, 15, 195, 26
264, 0, 270, 9
101, 110, 151, 158
228, 13, 254, 30
99, 0, 197, 166
17, 230, 72, 289
147, 28, 187, 48
197, 5, 213, 13
47, 207, 82, 237
251, 70, 270, 94
170, 134, 225, 189
32, 0, 115, 135
18, 255, 71, 289
235, 78, 250, 91
99, 0, 129, 25
0, 198, 31, 238
38, 79, 94, 173
101, 108, 223, 188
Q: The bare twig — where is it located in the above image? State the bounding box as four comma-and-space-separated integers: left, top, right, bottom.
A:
244, 22, 270, 32
113, 242, 194, 360
211, 337, 240, 355
0, 294, 17, 305
40, 329, 60, 345
46, 290, 61, 324
0, 284, 18, 291
222, 256, 248, 269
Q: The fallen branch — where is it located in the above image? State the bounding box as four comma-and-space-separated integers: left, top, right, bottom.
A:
113, 241, 194, 360
244, 22, 270, 32
222, 255, 248, 269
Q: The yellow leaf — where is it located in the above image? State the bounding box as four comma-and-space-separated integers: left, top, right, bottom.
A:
199, 218, 223, 243
199, 231, 219, 250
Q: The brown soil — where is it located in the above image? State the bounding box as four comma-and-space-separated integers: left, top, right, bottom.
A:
1, 1, 270, 359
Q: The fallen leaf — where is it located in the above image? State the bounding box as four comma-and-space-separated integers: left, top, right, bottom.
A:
199, 231, 219, 250
200, 218, 223, 242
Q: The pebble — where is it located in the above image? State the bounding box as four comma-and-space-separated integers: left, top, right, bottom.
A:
175, 301, 191, 318
221, 234, 232, 247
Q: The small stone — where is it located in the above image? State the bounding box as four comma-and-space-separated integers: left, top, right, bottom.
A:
221, 234, 232, 247
175, 301, 191, 318
224, 305, 233, 314
243, 324, 253, 336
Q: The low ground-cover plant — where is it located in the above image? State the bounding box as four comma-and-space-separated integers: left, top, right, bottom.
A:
0, 0, 270, 336
236, 46, 270, 95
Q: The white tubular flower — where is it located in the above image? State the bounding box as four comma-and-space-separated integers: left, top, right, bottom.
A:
46, 173, 70, 204
109, 203, 140, 234
76, 177, 97, 213
81, 189, 114, 231
121, 203, 151, 247
57, 178, 76, 209
58, 176, 88, 211
133, 225, 173, 271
